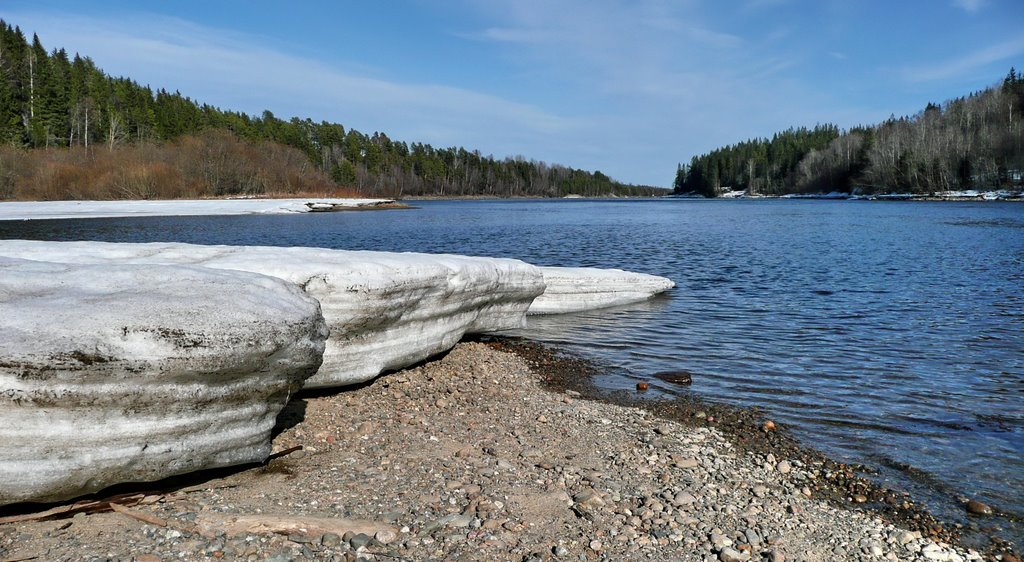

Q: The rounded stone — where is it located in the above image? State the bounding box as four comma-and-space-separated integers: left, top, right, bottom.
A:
374, 529, 397, 545
965, 499, 992, 516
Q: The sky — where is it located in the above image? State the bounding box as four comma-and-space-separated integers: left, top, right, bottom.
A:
2, 1, 1023, 187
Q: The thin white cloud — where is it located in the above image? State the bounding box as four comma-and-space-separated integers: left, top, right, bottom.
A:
461, 0, 747, 99
472, 27, 550, 44
903, 36, 1024, 82
951, 0, 986, 13
684, 26, 743, 49
742, 0, 795, 10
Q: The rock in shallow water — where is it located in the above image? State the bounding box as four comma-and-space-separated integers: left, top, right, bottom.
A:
652, 370, 693, 385
0, 258, 327, 506
965, 499, 992, 516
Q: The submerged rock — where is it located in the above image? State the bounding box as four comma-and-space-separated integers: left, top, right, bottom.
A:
528, 266, 674, 314
653, 370, 693, 385
965, 499, 992, 516
0, 258, 327, 506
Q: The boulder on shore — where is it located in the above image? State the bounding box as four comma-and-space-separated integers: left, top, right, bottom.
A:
0, 258, 327, 506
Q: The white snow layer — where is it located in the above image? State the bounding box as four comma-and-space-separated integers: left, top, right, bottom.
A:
529, 266, 675, 314
0, 257, 327, 506
0, 198, 394, 221
0, 241, 547, 389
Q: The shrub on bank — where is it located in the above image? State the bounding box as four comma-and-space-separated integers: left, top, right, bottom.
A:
0, 130, 359, 201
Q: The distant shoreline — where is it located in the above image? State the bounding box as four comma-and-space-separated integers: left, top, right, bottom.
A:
402, 194, 667, 200
668, 190, 1024, 202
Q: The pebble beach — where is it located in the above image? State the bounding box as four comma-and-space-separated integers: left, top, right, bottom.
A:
0, 340, 1011, 562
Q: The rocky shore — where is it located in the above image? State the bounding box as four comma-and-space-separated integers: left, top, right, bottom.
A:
0, 341, 1008, 562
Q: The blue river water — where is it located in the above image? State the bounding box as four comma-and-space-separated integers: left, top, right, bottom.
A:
1, 199, 1021, 544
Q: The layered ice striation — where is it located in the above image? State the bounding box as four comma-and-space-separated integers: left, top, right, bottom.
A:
0, 241, 547, 388
0, 241, 675, 504
529, 266, 675, 314
0, 258, 327, 506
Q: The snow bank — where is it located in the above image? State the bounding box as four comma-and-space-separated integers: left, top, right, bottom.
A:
529, 266, 675, 314
0, 198, 394, 221
0, 258, 327, 506
0, 241, 546, 389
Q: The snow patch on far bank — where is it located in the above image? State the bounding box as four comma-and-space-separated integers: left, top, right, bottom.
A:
0, 198, 394, 221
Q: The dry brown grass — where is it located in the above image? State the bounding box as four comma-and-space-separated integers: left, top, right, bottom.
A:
0, 130, 363, 201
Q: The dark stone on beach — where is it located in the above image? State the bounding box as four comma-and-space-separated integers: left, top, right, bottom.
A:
966, 499, 992, 516
652, 370, 693, 385
636, 381, 649, 391
349, 532, 373, 549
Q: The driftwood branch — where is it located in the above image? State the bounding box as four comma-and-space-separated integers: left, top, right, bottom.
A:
109, 503, 168, 528
0, 493, 149, 525
266, 445, 303, 462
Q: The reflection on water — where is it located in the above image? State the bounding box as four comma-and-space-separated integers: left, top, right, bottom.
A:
1, 198, 1022, 545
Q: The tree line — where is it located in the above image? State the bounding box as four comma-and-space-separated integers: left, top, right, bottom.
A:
675, 69, 1024, 196
0, 20, 662, 199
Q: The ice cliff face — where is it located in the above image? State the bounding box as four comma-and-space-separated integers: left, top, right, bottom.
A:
0, 241, 674, 506
0, 258, 327, 506
529, 266, 676, 314
0, 241, 547, 388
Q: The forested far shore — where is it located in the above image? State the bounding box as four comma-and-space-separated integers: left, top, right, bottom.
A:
0, 20, 664, 200
675, 69, 1024, 197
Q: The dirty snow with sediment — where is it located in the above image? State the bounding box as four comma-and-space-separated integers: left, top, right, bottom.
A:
0, 256, 327, 505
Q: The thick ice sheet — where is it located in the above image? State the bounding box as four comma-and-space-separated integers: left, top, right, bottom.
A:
0, 240, 546, 389
529, 266, 675, 314
0, 198, 393, 221
0, 258, 327, 505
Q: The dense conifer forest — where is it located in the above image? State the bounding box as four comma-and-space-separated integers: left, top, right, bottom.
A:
0, 21, 662, 200
675, 70, 1024, 197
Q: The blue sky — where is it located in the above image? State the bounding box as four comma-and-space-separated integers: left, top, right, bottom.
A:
2, 1, 1022, 186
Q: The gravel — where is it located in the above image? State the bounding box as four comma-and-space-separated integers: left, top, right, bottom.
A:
0, 341, 998, 561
